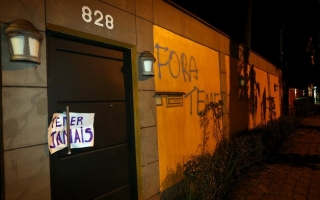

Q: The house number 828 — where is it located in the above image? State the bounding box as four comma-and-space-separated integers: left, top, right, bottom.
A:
82, 6, 114, 29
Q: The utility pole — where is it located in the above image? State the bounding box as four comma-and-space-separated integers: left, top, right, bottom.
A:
244, 0, 252, 49
280, 23, 289, 115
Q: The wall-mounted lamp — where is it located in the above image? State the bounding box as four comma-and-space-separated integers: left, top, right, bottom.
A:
274, 84, 278, 92
239, 75, 245, 88
5, 19, 43, 64
139, 51, 156, 76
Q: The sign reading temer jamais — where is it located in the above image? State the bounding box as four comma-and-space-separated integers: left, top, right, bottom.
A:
48, 113, 95, 154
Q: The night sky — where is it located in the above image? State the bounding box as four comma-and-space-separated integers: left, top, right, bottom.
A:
167, 0, 320, 89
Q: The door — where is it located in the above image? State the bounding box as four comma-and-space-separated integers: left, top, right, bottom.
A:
47, 33, 137, 200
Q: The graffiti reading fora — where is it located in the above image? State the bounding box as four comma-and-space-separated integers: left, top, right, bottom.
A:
155, 43, 219, 115
155, 43, 198, 82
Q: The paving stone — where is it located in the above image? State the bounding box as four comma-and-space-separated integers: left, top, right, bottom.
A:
310, 182, 320, 190
308, 193, 320, 200
301, 170, 313, 179
309, 187, 320, 195
256, 183, 269, 191
260, 176, 273, 185
246, 195, 261, 200
273, 176, 285, 185
275, 196, 292, 200
294, 186, 309, 195
310, 177, 320, 185
279, 189, 294, 197
290, 168, 303, 174
295, 181, 310, 190
292, 192, 307, 200
281, 183, 295, 191
299, 177, 310, 185
229, 117, 320, 200
261, 194, 278, 200
280, 165, 291, 171
312, 170, 320, 177
289, 170, 302, 180
284, 177, 297, 185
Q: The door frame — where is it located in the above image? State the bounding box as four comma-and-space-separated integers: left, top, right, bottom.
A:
46, 24, 142, 199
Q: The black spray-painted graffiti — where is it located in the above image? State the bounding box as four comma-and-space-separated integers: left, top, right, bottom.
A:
155, 43, 220, 115
185, 87, 220, 115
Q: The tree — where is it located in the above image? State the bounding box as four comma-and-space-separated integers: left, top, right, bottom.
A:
306, 29, 320, 86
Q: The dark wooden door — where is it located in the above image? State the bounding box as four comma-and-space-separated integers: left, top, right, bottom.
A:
47, 33, 137, 200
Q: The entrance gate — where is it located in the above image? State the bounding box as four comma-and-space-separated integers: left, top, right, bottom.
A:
47, 33, 137, 200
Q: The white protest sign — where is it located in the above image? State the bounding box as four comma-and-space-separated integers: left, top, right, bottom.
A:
48, 112, 95, 154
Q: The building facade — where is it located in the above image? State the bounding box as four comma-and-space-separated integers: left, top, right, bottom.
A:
0, 0, 282, 199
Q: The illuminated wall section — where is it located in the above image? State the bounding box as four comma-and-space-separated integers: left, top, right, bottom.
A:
153, 25, 221, 190
248, 67, 269, 128
228, 57, 251, 135
269, 74, 281, 119
248, 68, 281, 127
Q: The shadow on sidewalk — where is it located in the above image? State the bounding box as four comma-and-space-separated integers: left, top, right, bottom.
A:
266, 153, 320, 170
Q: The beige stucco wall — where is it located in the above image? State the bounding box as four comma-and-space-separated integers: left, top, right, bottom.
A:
0, 0, 282, 200
1, 0, 49, 199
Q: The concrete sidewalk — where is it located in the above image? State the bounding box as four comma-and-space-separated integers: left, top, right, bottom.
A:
301, 115, 320, 128
230, 115, 320, 200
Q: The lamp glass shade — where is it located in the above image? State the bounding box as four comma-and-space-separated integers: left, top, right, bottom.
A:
143, 60, 153, 72
28, 37, 40, 57
10, 35, 25, 55
239, 75, 245, 88
240, 79, 245, 87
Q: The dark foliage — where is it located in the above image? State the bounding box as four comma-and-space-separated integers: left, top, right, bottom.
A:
161, 115, 301, 200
